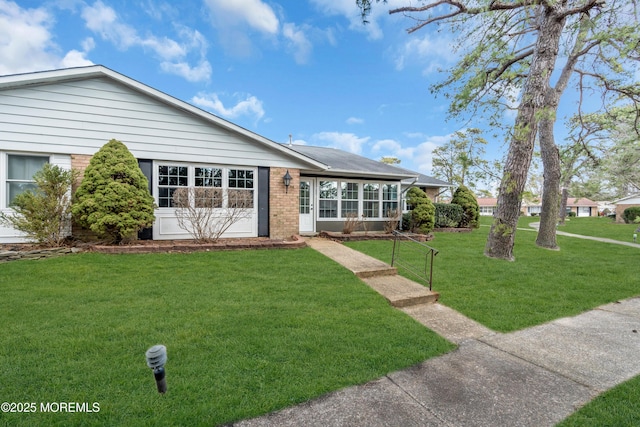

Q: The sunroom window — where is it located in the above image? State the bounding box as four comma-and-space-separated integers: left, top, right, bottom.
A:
363, 183, 380, 218
341, 182, 358, 217
382, 184, 398, 216
319, 180, 338, 218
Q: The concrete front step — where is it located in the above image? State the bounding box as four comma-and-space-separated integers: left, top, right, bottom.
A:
362, 275, 439, 308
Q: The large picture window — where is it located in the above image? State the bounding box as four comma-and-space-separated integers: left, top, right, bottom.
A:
6, 155, 49, 206
157, 164, 255, 210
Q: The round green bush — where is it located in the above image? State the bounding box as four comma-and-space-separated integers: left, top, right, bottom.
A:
406, 187, 435, 234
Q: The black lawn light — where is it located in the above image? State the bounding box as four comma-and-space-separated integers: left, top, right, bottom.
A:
145, 344, 168, 394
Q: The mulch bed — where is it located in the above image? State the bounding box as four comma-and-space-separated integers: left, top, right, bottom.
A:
0, 236, 306, 255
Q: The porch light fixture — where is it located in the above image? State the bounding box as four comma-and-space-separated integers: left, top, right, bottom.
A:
145, 344, 168, 394
283, 170, 292, 193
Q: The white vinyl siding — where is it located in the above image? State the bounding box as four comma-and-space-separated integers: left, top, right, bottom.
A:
0, 77, 311, 169
0, 152, 70, 243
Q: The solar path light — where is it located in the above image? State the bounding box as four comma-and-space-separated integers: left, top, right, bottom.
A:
145, 345, 167, 394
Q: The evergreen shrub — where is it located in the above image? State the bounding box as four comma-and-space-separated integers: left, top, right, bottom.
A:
451, 185, 479, 228
406, 187, 435, 234
434, 203, 463, 228
72, 139, 155, 243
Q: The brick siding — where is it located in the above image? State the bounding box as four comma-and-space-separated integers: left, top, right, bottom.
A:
269, 168, 299, 239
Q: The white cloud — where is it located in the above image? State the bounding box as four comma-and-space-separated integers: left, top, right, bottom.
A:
346, 117, 364, 125
60, 36, 95, 68
161, 61, 212, 83
81, 1, 211, 82
204, 0, 279, 34
282, 22, 312, 65
0, 1, 95, 75
311, 132, 370, 154
192, 92, 265, 123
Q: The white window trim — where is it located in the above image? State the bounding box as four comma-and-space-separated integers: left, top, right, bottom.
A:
154, 162, 257, 210
1, 151, 52, 210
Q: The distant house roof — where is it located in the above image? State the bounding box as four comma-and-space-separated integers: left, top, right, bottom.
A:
613, 193, 640, 204
477, 198, 498, 207
566, 197, 597, 207
287, 145, 418, 180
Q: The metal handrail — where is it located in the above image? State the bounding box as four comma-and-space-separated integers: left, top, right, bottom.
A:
391, 230, 439, 290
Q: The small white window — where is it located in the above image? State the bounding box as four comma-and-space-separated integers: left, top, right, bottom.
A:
6, 155, 49, 206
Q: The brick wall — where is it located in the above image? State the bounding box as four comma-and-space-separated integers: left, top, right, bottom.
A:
269, 168, 299, 239
70, 154, 92, 191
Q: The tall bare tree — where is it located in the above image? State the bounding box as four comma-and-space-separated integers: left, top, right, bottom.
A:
358, 0, 640, 260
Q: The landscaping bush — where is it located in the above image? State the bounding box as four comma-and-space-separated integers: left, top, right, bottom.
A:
451, 185, 479, 228
567, 211, 577, 217
622, 206, 640, 224
0, 164, 78, 247
434, 203, 463, 228
72, 139, 156, 243
405, 187, 435, 234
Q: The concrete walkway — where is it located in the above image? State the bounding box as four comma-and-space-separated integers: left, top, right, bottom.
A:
234, 237, 640, 427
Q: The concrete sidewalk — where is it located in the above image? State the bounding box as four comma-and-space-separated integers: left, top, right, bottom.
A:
234, 238, 640, 427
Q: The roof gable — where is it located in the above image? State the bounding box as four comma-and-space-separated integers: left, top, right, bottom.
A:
0, 65, 326, 170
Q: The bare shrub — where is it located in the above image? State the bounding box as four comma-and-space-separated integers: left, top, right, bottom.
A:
173, 187, 253, 243
383, 209, 400, 233
342, 212, 360, 234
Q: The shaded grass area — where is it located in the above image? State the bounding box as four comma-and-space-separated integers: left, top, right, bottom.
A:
556, 374, 640, 427
346, 227, 639, 332
0, 249, 454, 426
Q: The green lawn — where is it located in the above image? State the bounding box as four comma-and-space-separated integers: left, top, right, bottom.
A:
0, 249, 454, 426
557, 216, 638, 242
346, 224, 639, 332
556, 374, 640, 427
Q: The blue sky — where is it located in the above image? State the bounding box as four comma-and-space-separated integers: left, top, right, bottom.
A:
2, 0, 530, 177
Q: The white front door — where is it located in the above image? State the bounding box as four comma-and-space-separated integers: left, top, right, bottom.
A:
299, 178, 315, 233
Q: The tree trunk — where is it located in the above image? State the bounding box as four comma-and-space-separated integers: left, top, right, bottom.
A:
485, 5, 567, 260
559, 187, 569, 225
536, 111, 561, 249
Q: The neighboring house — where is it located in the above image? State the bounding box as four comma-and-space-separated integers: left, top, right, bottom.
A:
477, 196, 598, 217
565, 197, 598, 217
0, 65, 448, 243
477, 198, 502, 216
613, 193, 640, 223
